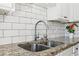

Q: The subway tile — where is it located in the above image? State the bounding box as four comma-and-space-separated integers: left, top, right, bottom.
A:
31, 13, 36, 19
32, 8, 36, 13
26, 30, 34, 36
32, 4, 38, 9
12, 11, 26, 17
0, 15, 3, 19
19, 17, 27, 23
36, 24, 46, 30
21, 5, 31, 12
0, 18, 3, 22
15, 4, 21, 10
12, 37, 19, 43
5, 16, 19, 23
26, 24, 34, 29
32, 8, 40, 14
19, 30, 27, 36
18, 36, 26, 42
4, 30, 19, 37
0, 30, 3, 37
0, 37, 12, 45
26, 36, 34, 42
25, 12, 32, 18
12, 36, 25, 43
12, 23, 26, 29
19, 17, 32, 24
0, 15, 3, 22
26, 18, 32, 23
0, 23, 12, 29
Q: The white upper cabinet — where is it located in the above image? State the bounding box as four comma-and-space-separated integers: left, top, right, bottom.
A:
59, 3, 70, 18
0, 3, 15, 15
47, 3, 70, 20
60, 3, 79, 22
69, 4, 79, 21
47, 3, 61, 20
47, 3, 79, 22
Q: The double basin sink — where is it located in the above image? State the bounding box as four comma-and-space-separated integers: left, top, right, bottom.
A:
18, 40, 64, 52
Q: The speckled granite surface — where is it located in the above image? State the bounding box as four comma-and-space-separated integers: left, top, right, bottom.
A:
0, 38, 79, 56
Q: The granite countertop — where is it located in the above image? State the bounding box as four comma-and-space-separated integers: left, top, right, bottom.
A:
0, 38, 79, 56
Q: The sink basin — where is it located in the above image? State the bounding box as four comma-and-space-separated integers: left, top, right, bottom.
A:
18, 40, 64, 52
42, 41, 64, 47
18, 43, 50, 52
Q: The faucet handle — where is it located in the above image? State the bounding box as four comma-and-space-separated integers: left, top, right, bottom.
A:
43, 34, 47, 38
43, 34, 47, 40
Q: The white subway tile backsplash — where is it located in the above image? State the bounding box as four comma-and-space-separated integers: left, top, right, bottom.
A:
47, 22, 65, 38
0, 3, 47, 45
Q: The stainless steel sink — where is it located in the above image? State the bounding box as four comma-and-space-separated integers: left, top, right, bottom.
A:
18, 43, 50, 52
18, 40, 64, 52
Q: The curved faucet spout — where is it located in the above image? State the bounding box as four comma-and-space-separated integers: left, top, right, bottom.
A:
35, 20, 48, 41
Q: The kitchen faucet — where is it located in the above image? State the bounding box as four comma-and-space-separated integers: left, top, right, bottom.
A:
35, 20, 48, 41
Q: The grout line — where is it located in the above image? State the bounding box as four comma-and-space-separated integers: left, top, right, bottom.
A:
0, 35, 35, 39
